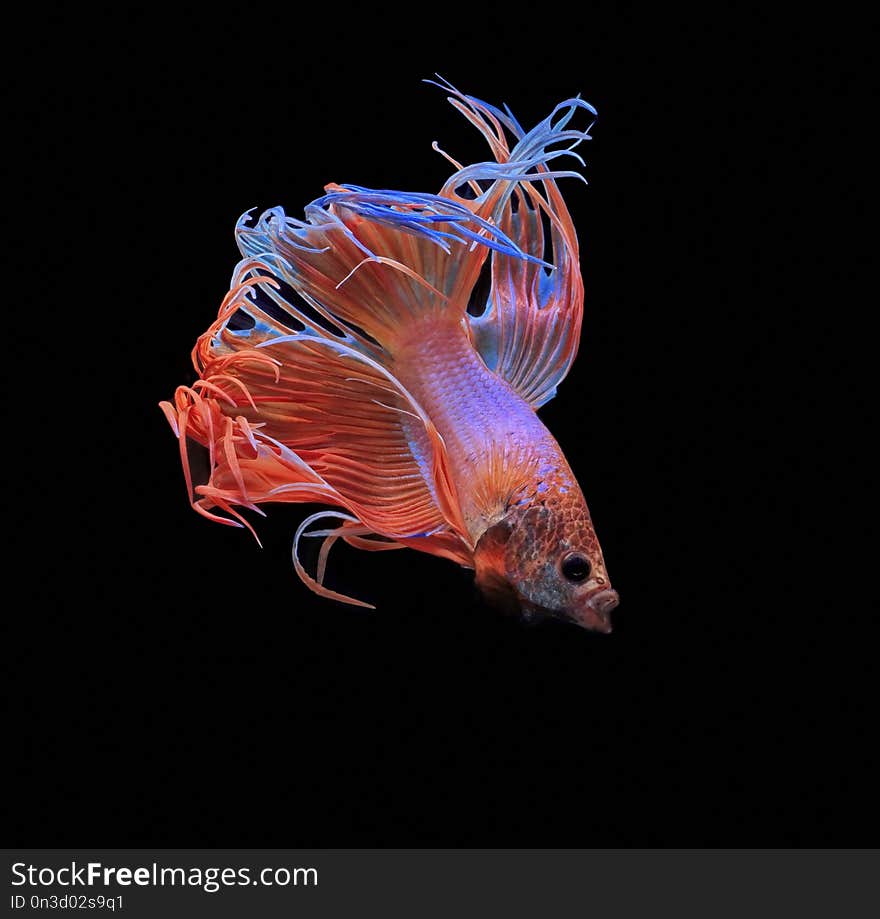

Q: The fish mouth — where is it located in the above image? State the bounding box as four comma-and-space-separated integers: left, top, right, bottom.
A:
519, 588, 619, 633
570, 588, 619, 634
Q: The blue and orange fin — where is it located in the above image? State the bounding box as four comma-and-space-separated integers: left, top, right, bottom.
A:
429, 77, 594, 408
160, 262, 473, 605
234, 183, 542, 356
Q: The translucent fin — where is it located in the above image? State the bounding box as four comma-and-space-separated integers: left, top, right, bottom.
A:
293, 512, 379, 609
430, 77, 594, 407
160, 263, 472, 603
234, 185, 544, 355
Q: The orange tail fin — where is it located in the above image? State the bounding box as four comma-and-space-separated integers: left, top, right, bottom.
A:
232, 183, 544, 354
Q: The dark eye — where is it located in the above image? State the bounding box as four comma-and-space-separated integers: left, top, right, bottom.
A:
561, 553, 591, 583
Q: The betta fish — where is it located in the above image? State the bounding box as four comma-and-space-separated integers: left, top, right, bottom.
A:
160, 77, 619, 632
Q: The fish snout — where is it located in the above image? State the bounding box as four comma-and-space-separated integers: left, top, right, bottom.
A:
572, 588, 619, 634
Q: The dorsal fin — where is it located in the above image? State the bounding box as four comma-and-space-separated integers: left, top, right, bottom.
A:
429, 78, 595, 408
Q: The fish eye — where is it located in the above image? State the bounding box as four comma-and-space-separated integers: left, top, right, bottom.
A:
561, 552, 591, 583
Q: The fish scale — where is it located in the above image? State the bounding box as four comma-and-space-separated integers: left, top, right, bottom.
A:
395, 320, 570, 542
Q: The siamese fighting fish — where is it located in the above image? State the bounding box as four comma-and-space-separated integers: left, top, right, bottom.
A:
160, 78, 619, 632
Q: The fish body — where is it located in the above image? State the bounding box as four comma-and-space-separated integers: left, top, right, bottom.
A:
160, 79, 618, 631
393, 318, 549, 537
394, 319, 617, 631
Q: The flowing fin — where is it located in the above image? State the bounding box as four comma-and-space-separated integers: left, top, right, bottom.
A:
430, 77, 594, 407
161, 261, 472, 604
234, 185, 544, 355
293, 512, 379, 609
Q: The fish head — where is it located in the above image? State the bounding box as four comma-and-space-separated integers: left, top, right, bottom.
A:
473, 500, 618, 633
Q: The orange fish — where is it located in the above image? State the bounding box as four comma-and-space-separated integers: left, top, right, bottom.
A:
160, 78, 619, 632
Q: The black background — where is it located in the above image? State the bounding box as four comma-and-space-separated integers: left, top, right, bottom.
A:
9, 9, 873, 845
